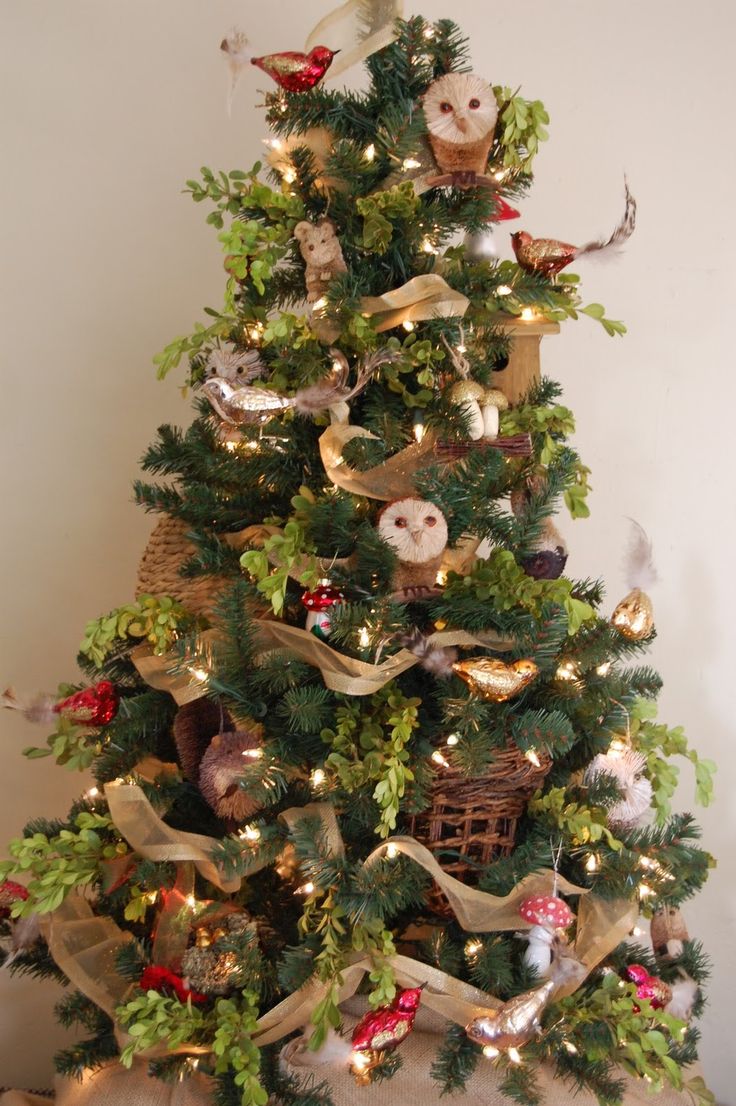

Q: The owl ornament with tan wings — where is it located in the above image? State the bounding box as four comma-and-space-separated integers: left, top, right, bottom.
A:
422, 72, 499, 189
377, 497, 448, 598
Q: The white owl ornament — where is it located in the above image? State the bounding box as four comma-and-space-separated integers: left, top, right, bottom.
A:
423, 72, 498, 183
377, 497, 448, 596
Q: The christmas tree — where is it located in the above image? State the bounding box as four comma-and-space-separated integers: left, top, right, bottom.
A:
0, 12, 716, 1106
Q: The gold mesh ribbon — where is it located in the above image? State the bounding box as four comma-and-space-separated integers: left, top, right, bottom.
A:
104, 782, 241, 894
42, 895, 135, 1018
363, 836, 589, 931
130, 643, 212, 707
39, 799, 637, 1054
318, 423, 437, 500
305, 0, 404, 81
360, 274, 469, 332
252, 621, 514, 695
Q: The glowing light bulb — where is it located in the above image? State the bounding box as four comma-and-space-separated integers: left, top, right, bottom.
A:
520, 307, 535, 322
364, 144, 376, 162
267, 138, 284, 151
186, 894, 197, 909
402, 158, 421, 170
240, 824, 261, 843
423, 25, 435, 39
465, 940, 482, 956
351, 1051, 370, 1072
596, 661, 612, 676
358, 626, 370, 649
483, 1045, 500, 1059
241, 747, 263, 759
296, 881, 315, 896
225, 440, 238, 452
312, 296, 328, 312
585, 854, 600, 873
507, 1047, 522, 1065
493, 169, 509, 182
431, 750, 449, 769
456, 342, 467, 353
608, 737, 628, 758
446, 733, 459, 746
435, 568, 447, 586
638, 882, 653, 900
311, 768, 326, 788
525, 749, 541, 768
563, 1041, 578, 1055
385, 843, 399, 859
632, 925, 643, 937
190, 667, 209, 683
403, 320, 415, 332
422, 237, 438, 254
413, 419, 425, 443
496, 285, 512, 296
555, 660, 580, 682
282, 167, 297, 184
86, 787, 99, 800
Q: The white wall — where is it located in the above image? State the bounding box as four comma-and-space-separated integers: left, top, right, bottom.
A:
1, 0, 733, 1098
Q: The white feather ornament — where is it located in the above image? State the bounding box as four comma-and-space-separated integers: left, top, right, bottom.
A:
624, 519, 658, 591
220, 29, 253, 115
585, 747, 653, 827
665, 975, 699, 1022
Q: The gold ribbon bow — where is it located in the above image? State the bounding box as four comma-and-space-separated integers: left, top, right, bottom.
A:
306, 0, 405, 81
360, 274, 469, 332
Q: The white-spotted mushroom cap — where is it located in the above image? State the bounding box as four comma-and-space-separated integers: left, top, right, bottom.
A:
483, 388, 509, 411
519, 895, 574, 929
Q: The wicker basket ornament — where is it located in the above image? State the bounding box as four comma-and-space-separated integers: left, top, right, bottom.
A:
408, 741, 552, 911
136, 515, 231, 619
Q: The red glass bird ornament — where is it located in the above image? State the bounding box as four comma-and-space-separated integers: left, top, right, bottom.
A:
511, 181, 636, 276
251, 46, 338, 92
54, 680, 119, 727
351, 985, 424, 1053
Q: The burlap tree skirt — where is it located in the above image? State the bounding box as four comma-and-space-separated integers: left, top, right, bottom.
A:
0, 1006, 705, 1106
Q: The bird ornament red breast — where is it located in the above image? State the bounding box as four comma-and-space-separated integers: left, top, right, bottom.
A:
351, 985, 424, 1052
250, 46, 338, 92
511, 181, 636, 276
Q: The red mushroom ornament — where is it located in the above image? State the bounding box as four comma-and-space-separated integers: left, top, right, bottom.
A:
301, 580, 345, 639
519, 894, 575, 977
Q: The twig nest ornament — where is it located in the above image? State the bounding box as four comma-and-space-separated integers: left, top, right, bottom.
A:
181, 912, 256, 996
611, 588, 654, 640
650, 906, 689, 959
584, 746, 652, 827
423, 73, 498, 176
452, 657, 539, 702
198, 724, 265, 822
377, 497, 449, 593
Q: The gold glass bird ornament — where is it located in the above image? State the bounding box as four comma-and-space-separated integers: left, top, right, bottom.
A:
452, 657, 539, 701
466, 979, 555, 1051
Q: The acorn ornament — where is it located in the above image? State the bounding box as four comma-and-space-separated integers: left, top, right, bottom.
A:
301, 580, 346, 639
350, 985, 424, 1084
466, 979, 555, 1054
611, 521, 657, 640
452, 657, 539, 702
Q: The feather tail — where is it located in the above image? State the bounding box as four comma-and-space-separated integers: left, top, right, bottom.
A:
624, 518, 658, 590
578, 179, 636, 260
220, 29, 254, 116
